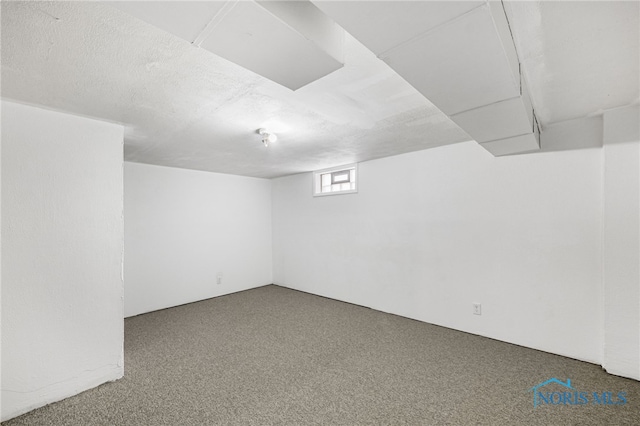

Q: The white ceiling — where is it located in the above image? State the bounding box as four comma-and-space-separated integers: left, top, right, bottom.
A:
504, 0, 639, 124
2, 1, 637, 178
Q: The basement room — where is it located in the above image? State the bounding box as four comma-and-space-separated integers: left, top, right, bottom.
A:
1, 1, 639, 424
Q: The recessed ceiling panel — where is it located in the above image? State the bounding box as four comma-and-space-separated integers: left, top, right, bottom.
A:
257, 0, 344, 63
312, 0, 483, 56
380, 4, 520, 115
200, 1, 344, 90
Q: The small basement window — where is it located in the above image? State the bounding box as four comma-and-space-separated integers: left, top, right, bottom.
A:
313, 164, 357, 196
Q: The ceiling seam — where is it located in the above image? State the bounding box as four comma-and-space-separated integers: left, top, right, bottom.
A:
450, 94, 524, 118
499, 0, 522, 92
192, 0, 240, 47
376, 2, 486, 61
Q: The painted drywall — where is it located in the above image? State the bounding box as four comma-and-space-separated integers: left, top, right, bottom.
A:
505, 1, 639, 125
124, 162, 272, 317
1, 101, 124, 421
603, 105, 640, 379
0, 100, 3, 418
273, 141, 603, 364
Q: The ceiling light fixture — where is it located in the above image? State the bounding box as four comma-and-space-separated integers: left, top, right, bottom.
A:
257, 128, 277, 147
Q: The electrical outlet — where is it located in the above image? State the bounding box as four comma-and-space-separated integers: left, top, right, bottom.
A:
473, 303, 482, 315
216, 272, 223, 285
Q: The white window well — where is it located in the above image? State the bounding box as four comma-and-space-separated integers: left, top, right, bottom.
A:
313, 164, 358, 197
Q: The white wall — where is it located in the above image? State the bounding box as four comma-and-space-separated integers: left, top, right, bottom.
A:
603, 105, 640, 379
124, 162, 272, 317
0, 100, 3, 418
1, 101, 124, 421
273, 141, 604, 364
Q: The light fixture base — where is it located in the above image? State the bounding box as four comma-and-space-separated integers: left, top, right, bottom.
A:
257, 128, 277, 147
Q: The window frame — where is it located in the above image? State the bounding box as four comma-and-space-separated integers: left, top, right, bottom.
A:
313, 163, 358, 197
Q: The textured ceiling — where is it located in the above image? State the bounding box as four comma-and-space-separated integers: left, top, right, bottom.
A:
1, 1, 468, 178
1, 1, 637, 178
505, 0, 639, 125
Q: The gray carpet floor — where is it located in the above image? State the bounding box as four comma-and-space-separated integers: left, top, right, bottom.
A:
4, 285, 640, 425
